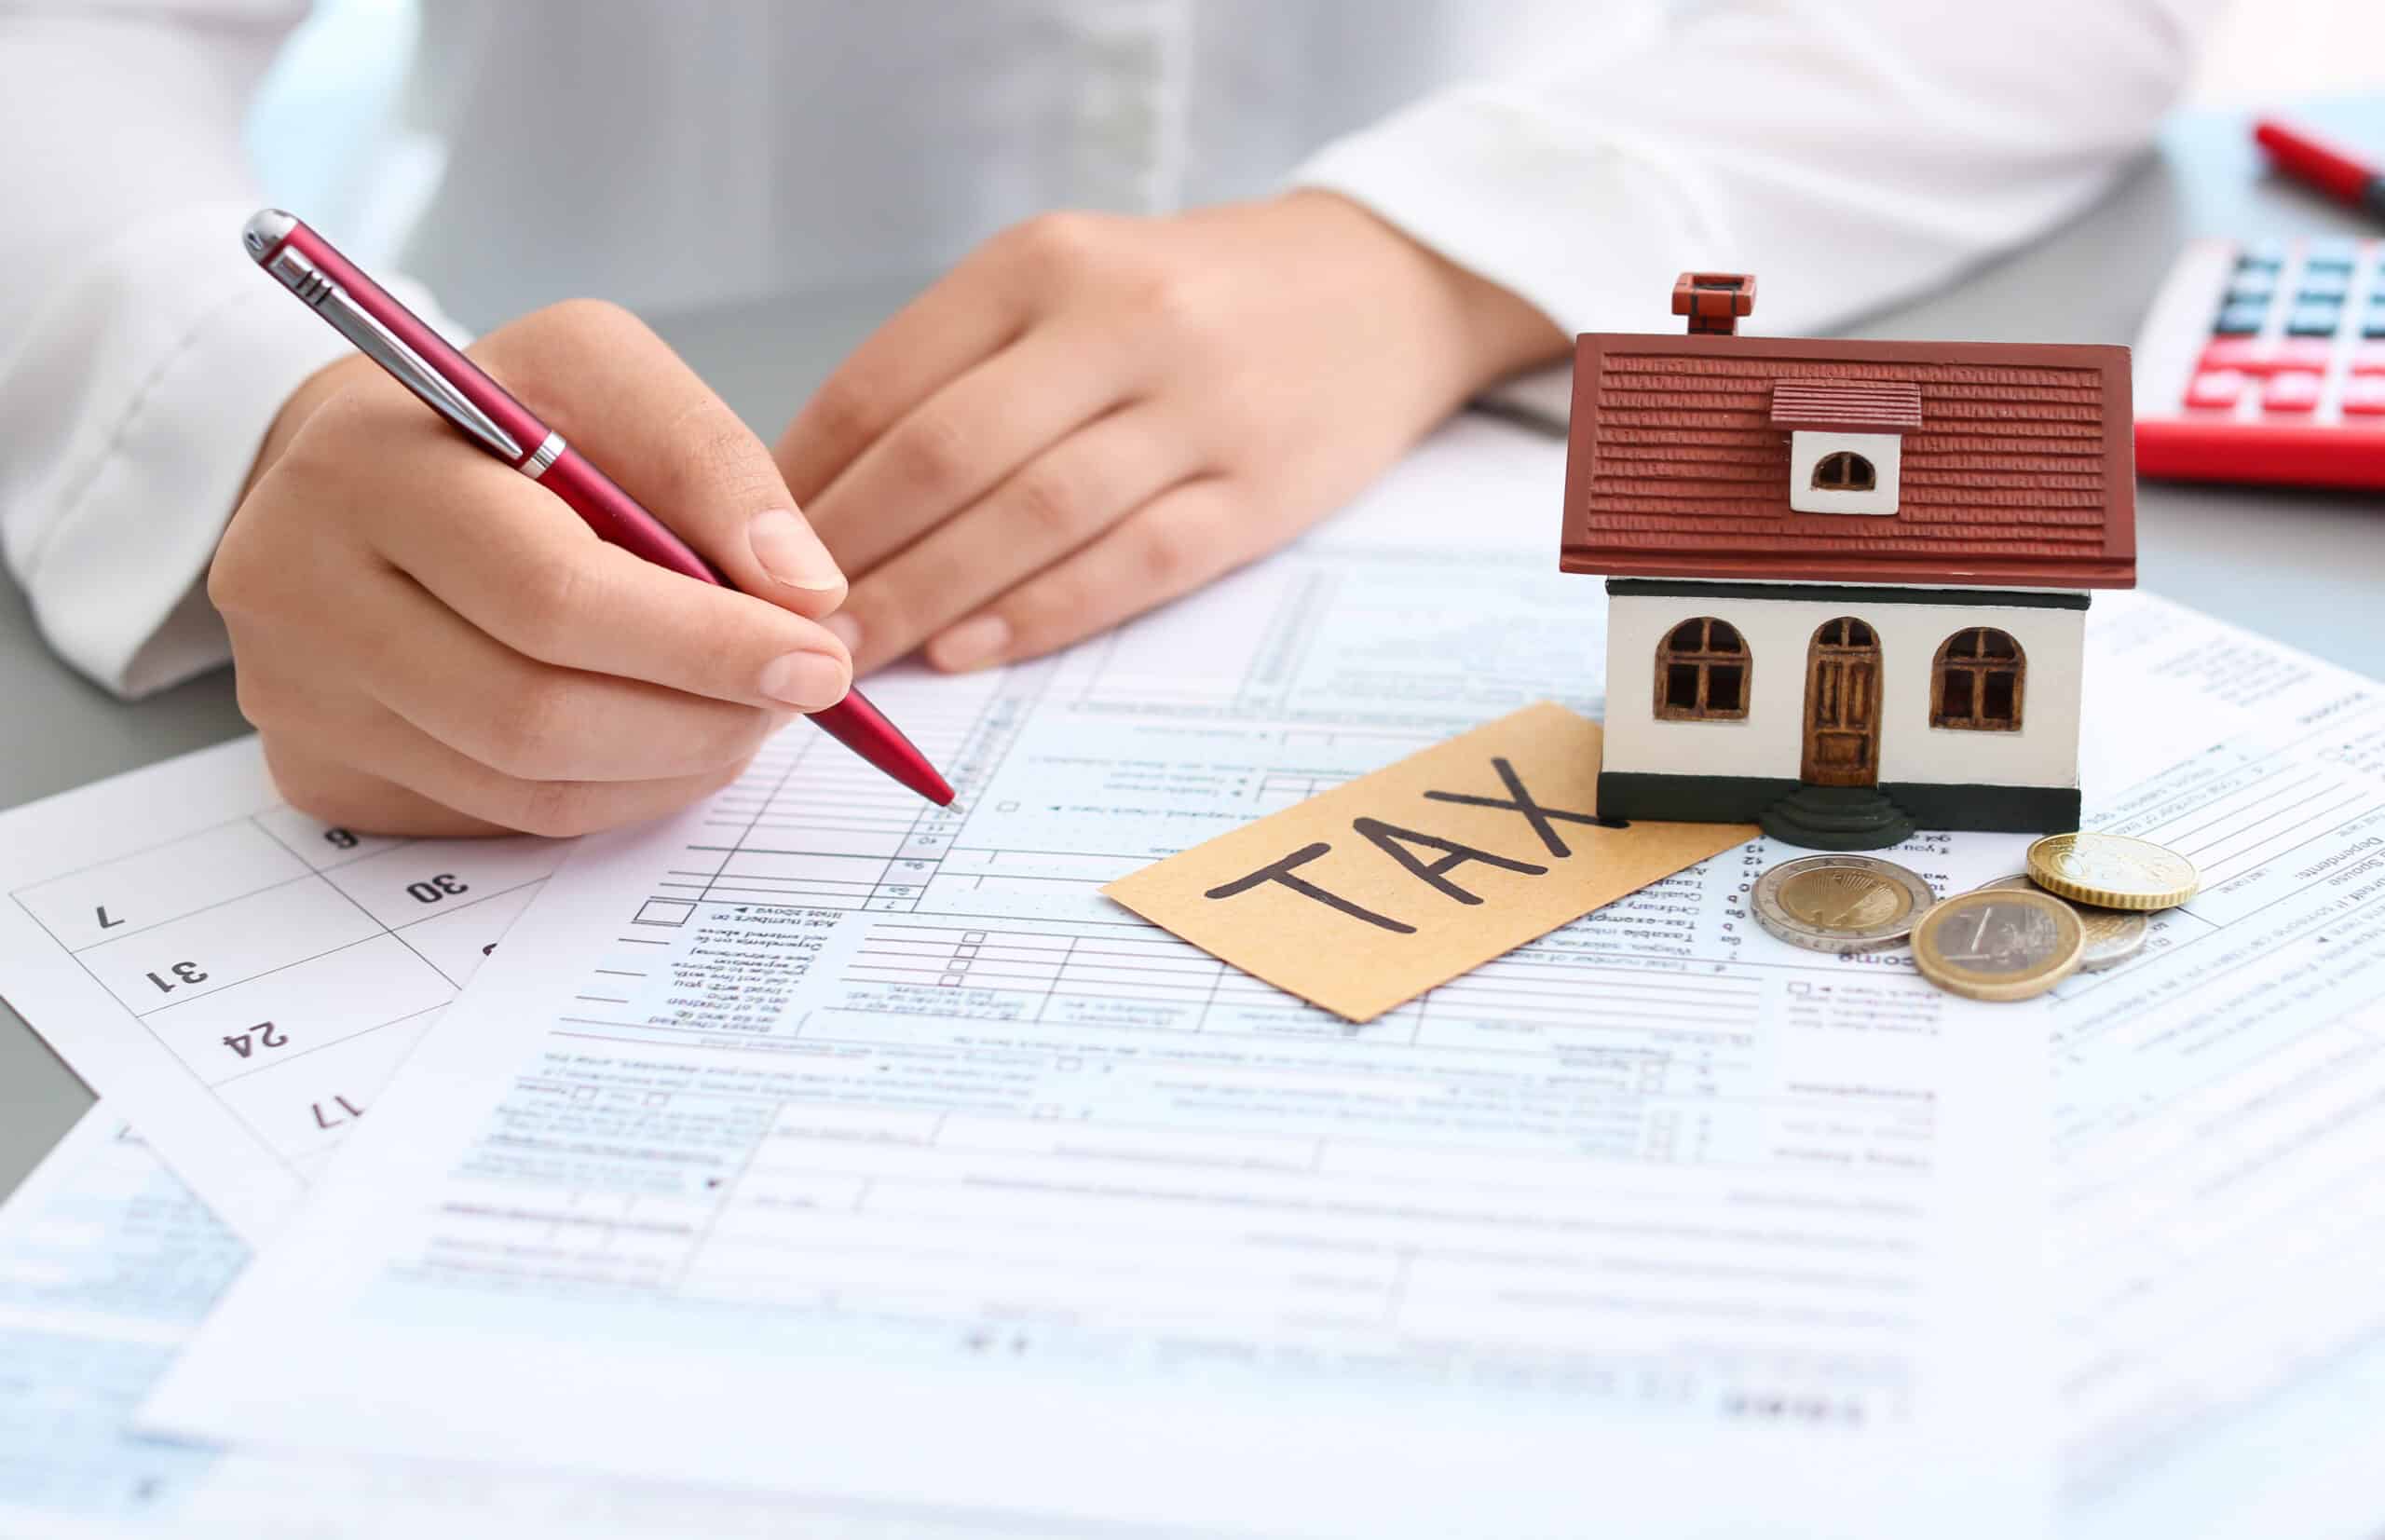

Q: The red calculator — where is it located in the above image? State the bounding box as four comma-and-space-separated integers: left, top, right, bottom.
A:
2133, 235, 2385, 490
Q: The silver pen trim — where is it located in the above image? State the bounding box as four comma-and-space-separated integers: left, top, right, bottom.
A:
262, 247, 525, 464
520, 431, 566, 481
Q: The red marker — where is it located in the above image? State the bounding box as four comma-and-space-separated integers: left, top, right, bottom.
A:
2253, 118, 2385, 221
241, 210, 954, 808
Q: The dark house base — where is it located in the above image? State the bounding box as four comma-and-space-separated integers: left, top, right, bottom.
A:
1599, 771, 2079, 851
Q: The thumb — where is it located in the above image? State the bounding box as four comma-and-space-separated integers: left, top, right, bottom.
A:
470, 299, 848, 618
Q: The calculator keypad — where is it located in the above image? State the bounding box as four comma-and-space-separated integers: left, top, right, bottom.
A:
2263, 373, 2324, 412
2178, 237, 2385, 427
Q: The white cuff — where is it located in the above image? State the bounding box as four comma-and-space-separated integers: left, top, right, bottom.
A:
1292, 88, 1726, 345
2, 199, 457, 698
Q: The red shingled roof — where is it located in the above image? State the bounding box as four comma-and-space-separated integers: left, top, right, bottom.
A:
1769, 379, 1922, 433
1560, 334, 2135, 589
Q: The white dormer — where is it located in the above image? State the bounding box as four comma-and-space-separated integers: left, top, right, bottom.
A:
1771, 381, 1922, 516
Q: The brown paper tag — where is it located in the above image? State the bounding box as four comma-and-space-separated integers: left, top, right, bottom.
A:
1101, 702, 1755, 1022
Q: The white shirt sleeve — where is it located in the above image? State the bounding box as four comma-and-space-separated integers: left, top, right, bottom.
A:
1295, 0, 2223, 345
0, 2, 458, 699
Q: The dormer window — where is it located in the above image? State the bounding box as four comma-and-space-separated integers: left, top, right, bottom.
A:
1772, 380, 1921, 516
1812, 452, 1875, 493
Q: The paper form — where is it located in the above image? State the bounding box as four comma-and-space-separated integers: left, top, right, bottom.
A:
0, 739, 560, 1242
0, 1104, 1194, 1540
2055, 594, 2385, 1540
142, 419, 2051, 1540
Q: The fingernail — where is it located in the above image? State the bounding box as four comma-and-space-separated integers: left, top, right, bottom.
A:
757, 650, 852, 711
821, 611, 862, 653
928, 615, 1011, 672
749, 509, 845, 593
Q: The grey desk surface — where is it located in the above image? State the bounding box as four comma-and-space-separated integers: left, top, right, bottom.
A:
5, 99, 2382, 1201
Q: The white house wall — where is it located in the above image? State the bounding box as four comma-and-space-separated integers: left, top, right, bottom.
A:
1602, 591, 2085, 789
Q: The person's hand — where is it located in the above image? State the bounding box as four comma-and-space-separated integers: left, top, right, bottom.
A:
778, 191, 1566, 675
213, 301, 854, 838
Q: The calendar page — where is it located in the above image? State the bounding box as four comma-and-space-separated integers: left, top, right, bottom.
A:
0, 738, 559, 1242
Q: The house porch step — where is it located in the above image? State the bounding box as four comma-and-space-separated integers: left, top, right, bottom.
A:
1759, 785, 1915, 852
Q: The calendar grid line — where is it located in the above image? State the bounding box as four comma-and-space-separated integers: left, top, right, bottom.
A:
247, 815, 523, 992
18, 863, 336, 959
31, 891, 306, 1182
211, 1005, 445, 1089
382, 875, 547, 930
138, 933, 397, 1020
0, 739, 569, 1240
6, 811, 258, 906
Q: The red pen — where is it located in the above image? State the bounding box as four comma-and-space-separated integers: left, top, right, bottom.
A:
2253, 117, 2385, 222
240, 210, 954, 808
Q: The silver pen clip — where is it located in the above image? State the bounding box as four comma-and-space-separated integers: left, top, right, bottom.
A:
261, 244, 524, 464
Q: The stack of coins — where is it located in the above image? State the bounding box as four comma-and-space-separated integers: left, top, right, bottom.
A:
1916, 834, 2199, 1002
1750, 833, 2200, 1004
1972, 877, 2148, 974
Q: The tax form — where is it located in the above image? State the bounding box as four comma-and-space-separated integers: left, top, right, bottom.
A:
0, 1104, 1184, 1540
0, 741, 560, 1241
2057, 598, 2385, 1540
141, 420, 2052, 1540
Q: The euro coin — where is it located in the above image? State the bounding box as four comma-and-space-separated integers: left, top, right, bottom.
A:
1912, 889, 2085, 1002
1976, 875, 2148, 972
1752, 854, 1936, 954
2025, 832, 2200, 912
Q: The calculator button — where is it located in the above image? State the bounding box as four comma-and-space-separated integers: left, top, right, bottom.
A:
2201, 337, 2331, 374
2286, 302, 2344, 335
2185, 370, 2248, 408
2237, 241, 2287, 271
2365, 306, 2385, 337
2200, 338, 2268, 371
2301, 238, 2358, 270
2296, 268, 2352, 302
2283, 337, 2338, 370
2226, 273, 2277, 303
2263, 372, 2324, 412
2343, 376, 2385, 415
2352, 341, 2385, 375
2215, 301, 2272, 334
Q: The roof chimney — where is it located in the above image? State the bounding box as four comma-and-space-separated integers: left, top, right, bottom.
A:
1672, 272, 1755, 336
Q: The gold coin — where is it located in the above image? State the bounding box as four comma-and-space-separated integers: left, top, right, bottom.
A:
1912, 889, 2085, 1002
2025, 833, 2201, 912
1751, 855, 1935, 954
1975, 875, 2148, 972
1780, 866, 1908, 928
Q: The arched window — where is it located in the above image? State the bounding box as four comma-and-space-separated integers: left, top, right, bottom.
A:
1656, 617, 1750, 721
1932, 627, 2025, 730
1812, 452, 1876, 492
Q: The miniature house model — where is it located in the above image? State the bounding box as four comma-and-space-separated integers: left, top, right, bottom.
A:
1561, 273, 2136, 851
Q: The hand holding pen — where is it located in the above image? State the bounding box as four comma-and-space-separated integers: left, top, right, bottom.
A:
221, 211, 949, 838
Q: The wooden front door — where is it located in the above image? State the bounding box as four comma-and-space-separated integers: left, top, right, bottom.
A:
1802, 617, 1882, 785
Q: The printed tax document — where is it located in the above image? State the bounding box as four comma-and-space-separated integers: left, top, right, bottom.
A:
144, 420, 2051, 1540
0, 740, 559, 1241
0, 1104, 1195, 1540
2057, 598, 2385, 1540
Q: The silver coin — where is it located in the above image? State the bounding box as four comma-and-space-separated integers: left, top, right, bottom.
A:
1974, 874, 2148, 972
1751, 854, 1937, 954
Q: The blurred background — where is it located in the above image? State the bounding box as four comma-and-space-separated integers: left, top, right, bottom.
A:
252, 0, 2385, 270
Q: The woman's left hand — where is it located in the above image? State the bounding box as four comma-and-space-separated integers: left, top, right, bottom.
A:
777, 190, 1566, 675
